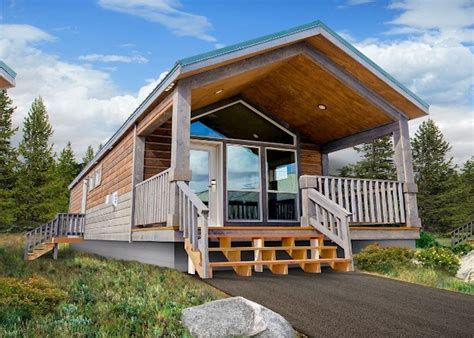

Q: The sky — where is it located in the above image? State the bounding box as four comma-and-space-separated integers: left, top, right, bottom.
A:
0, 0, 473, 169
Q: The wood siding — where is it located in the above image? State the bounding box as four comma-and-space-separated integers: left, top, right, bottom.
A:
69, 183, 83, 213
144, 119, 172, 179
300, 141, 322, 176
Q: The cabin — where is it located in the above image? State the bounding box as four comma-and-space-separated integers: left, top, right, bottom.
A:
0, 61, 16, 89
24, 21, 429, 278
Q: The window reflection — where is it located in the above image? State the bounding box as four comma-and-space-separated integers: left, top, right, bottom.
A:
190, 149, 209, 205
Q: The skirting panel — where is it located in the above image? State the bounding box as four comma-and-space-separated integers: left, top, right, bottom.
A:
71, 240, 188, 271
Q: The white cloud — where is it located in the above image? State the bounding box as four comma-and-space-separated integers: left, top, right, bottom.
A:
78, 53, 148, 63
0, 24, 167, 159
98, 0, 216, 42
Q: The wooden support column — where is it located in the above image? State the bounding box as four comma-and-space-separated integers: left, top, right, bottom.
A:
130, 125, 145, 240
52, 243, 58, 260
322, 153, 329, 176
393, 118, 421, 227
168, 82, 193, 226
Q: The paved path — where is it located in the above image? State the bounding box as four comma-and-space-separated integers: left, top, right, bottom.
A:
205, 269, 474, 337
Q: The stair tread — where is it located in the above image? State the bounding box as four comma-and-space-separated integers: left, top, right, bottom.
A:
210, 258, 351, 267
208, 233, 323, 239
209, 245, 337, 252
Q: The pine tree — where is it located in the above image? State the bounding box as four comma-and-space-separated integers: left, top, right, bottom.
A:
82, 145, 94, 167
338, 136, 396, 180
411, 119, 456, 232
16, 97, 56, 228
54, 142, 79, 212
0, 91, 18, 231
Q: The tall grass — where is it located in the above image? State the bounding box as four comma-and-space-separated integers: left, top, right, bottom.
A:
0, 234, 226, 336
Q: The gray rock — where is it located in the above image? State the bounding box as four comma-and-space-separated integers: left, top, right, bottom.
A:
182, 296, 295, 338
456, 250, 474, 282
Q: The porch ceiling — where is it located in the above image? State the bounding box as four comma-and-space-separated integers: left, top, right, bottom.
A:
191, 54, 393, 145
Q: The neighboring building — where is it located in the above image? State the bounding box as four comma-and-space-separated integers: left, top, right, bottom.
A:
0, 61, 16, 89
25, 21, 429, 278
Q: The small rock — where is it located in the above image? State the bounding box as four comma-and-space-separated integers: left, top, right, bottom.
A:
456, 250, 474, 282
182, 296, 295, 338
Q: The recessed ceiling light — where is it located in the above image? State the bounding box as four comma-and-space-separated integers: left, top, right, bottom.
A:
317, 104, 327, 110
253, 133, 259, 139
215, 89, 224, 94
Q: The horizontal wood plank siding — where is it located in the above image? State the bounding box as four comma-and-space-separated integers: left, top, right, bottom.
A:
144, 119, 172, 180
300, 142, 322, 176
69, 183, 83, 213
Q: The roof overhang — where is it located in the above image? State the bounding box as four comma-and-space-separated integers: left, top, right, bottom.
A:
69, 20, 429, 189
0, 61, 16, 89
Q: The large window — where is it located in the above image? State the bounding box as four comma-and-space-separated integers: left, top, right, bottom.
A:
266, 149, 298, 221
191, 101, 295, 145
226, 145, 261, 221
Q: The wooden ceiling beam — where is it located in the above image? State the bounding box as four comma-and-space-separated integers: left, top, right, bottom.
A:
301, 44, 408, 121
321, 121, 400, 153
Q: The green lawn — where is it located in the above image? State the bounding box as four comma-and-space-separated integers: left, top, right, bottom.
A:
0, 234, 226, 337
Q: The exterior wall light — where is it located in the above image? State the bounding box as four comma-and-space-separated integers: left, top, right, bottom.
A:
317, 104, 327, 110
215, 89, 224, 94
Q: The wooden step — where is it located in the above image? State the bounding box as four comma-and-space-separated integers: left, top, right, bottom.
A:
208, 226, 315, 231
208, 245, 337, 252
27, 243, 55, 260
208, 233, 323, 239
209, 258, 351, 269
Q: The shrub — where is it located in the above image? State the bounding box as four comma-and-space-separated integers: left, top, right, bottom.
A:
0, 276, 66, 327
451, 243, 474, 256
415, 247, 460, 276
353, 244, 415, 273
416, 231, 438, 248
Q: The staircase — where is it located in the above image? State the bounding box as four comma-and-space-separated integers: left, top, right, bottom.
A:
450, 220, 473, 247
24, 213, 85, 260
175, 178, 353, 279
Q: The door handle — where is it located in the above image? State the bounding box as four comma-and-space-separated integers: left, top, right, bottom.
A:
208, 179, 217, 192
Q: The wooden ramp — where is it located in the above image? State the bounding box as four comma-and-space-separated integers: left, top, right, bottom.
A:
186, 227, 351, 278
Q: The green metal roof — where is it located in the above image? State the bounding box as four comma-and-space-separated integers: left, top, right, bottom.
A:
0, 61, 17, 79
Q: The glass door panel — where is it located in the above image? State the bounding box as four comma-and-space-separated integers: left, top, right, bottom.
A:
226, 145, 261, 221
190, 149, 210, 206
266, 149, 298, 221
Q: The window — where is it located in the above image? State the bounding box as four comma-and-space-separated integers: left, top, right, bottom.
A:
266, 149, 298, 221
87, 166, 102, 191
191, 101, 295, 145
226, 145, 261, 221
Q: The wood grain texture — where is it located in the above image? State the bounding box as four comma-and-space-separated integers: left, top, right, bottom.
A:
300, 142, 322, 176
144, 119, 172, 179
69, 183, 83, 213
307, 35, 426, 119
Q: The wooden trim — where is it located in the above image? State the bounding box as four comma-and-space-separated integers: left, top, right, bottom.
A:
350, 226, 420, 231
321, 121, 400, 153
209, 226, 314, 230
132, 226, 179, 232
208, 233, 323, 239
137, 94, 173, 136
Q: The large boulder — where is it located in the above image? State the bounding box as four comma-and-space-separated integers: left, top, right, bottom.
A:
456, 250, 474, 282
182, 296, 295, 338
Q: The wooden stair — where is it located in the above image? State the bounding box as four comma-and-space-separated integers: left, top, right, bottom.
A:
206, 227, 352, 277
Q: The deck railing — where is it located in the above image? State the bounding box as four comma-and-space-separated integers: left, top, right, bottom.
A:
312, 176, 406, 224
450, 220, 473, 247
134, 169, 171, 226
24, 213, 85, 259
177, 181, 210, 278
301, 185, 352, 266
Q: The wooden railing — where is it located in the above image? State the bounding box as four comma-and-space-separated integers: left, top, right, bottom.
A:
301, 186, 352, 266
450, 220, 473, 247
24, 213, 85, 259
177, 181, 210, 278
134, 169, 171, 226
313, 176, 406, 224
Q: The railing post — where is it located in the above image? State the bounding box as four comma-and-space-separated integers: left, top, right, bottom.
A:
199, 210, 210, 279
24, 233, 30, 260
393, 118, 421, 227
300, 176, 318, 226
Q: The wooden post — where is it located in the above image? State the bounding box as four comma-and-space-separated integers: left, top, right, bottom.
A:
80, 179, 88, 214
300, 176, 318, 227
393, 118, 421, 227
52, 243, 58, 260
168, 82, 193, 226
322, 153, 329, 176
130, 125, 145, 241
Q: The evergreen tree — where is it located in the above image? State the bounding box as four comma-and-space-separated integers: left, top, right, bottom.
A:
82, 145, 94, 167
338, 136, 396, 180
54, 142, 79, 212
0, 91, 18, 231
16, 97, 56, 228
411, 119, 456, 232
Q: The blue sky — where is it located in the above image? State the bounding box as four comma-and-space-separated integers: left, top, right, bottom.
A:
1, 0, 473, 166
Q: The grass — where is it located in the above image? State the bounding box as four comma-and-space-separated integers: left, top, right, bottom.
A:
0, 234, 226, 337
